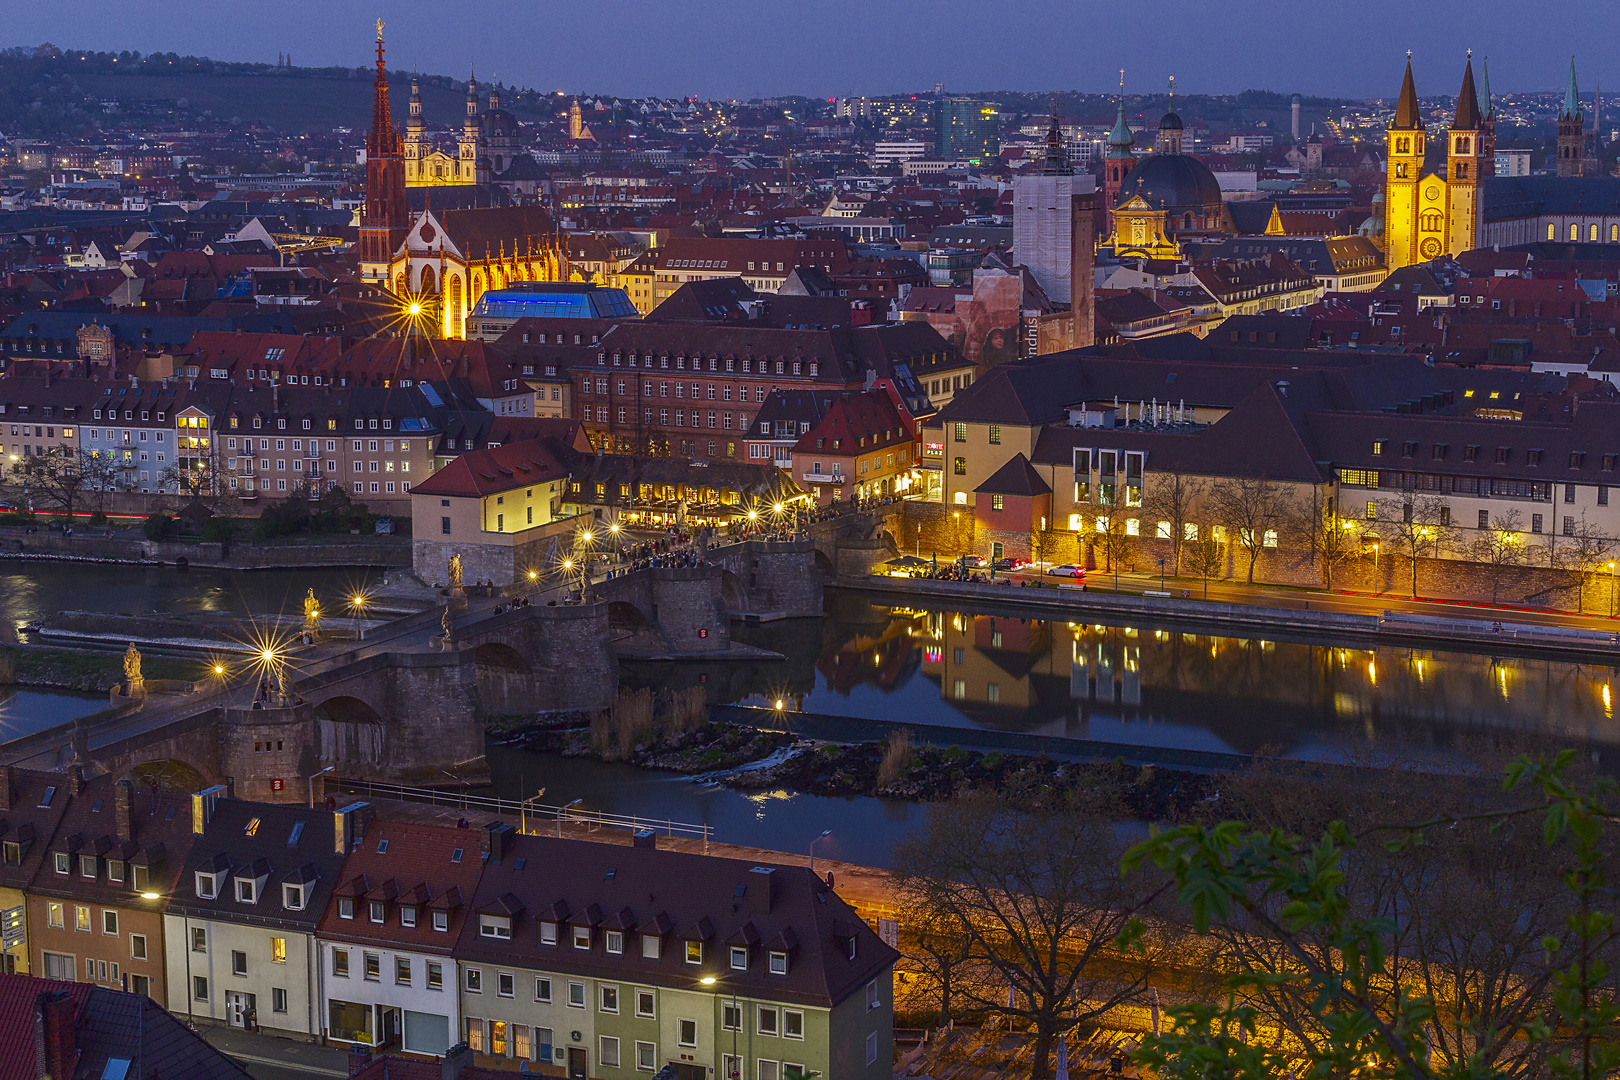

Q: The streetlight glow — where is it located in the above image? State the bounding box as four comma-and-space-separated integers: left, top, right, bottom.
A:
700, 976, 717, 986
408, 302, 421, 315
261, 648, 276, 662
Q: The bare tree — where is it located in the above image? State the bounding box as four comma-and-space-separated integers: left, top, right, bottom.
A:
893, 781, 1167, 1080
1183, 532, 1224, 598
1093, 512, 1135, 589
1143, 471, 1204, 576
1375, 494, 1456, 599
1209, 476, 1287, 583
1468, 508, 1527, 603
1289, 485, 1360, 590
896, 907, 988, 1029
3, 444, 115, 521
1561, 512, 1615, 614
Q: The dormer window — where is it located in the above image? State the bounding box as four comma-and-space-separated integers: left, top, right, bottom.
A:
80, 854, 97, 879
541, 921, 558, 945
605, 931, 623, 954
730, 946, 748, 970
107, 859, 125, 884
400, 905, 417, 928
196, 872, 219, 900
236, 877, 258, 904
432, 911, 448, 932
685, 940, 702, 964
480, 914, 512, 940
282, 884, 305, 911
769, 950, 788, 975
369, 901, 385, 924
572, 925, 591, 949
338, 897, 355, 920
641, 934, 661, 960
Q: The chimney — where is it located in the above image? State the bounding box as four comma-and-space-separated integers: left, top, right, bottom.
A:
114, 779, 134, 844
0, 766, 12, 811
191, 784, 228, 835
34, 991, 77, 1080
442, 1042, 474, 1080
484, 821, 515, 863
333, 801, 373, 853
632, 828, 657, 850
68, 765, 85, 797
747, 866, 775, 916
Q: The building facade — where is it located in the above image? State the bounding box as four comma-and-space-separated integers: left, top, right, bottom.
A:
1383, 57, 1487, 270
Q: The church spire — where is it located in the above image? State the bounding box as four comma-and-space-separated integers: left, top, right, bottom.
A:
1563, 57, 1581, 121
1392, 53, 1422, 130
1041, 98, 1072, 175
1482, 55, 1493, 118
1451, 52, 1481, 130
1107, 70, 1134, 154
367, 18, 397, 157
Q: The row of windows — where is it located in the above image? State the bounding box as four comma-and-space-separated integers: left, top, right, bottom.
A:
585, 379, 772, 403
331, 946, 444, 988
596, 353, 818, 377
51, 850, 151, 891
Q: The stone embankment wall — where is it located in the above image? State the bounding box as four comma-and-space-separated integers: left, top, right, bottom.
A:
0, 529, 409, 569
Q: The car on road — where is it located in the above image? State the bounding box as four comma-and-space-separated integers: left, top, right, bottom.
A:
0, 501, 15, 512
960, 555, 988, 569
992, 557, 1028, 571
1044, 564, 1086, 578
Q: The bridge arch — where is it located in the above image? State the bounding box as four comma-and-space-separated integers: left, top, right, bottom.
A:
312, 695, 385, 766
608, 600, 654, 637
126, 757, 210, 794
719, 569, 746, 613
474, 642, 528, 671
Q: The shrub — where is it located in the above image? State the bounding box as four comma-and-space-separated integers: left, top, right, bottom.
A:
878, 728, 914, 788
200, 517, 234, 543
142, 512, 175, 541
88, 511, 108, 527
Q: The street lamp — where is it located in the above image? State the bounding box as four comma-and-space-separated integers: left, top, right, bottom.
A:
1610, 561, 1616, 618
557, 797, 584, 838
809, 828, 832, 875
699, 975, 741, 1080
520, 787, 547, 836
307, 765, 334, 809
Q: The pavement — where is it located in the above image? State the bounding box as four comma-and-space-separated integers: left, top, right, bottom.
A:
199, 1024, 350, 1080
992, 562, 1620, 634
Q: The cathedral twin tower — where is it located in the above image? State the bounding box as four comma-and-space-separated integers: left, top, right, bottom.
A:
1382, 54, 1492, 271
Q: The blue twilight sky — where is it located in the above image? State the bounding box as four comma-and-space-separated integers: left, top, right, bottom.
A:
8, 0, 1616, 102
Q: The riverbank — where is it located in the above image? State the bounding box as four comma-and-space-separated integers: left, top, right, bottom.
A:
0, 529, 410, 570
493, 711, 1224, 817
0, 643, 197, 693
841, 575, 1620, 661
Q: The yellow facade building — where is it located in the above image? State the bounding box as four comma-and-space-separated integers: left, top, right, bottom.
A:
1383, 55, 1491, 270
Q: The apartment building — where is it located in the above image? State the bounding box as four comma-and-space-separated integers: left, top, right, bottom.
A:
162, 791, 350, 1038
452, 831, 897, 1080
0, 767, 75, 975
29, 775, 195, 1005
316, 819, 488, 1056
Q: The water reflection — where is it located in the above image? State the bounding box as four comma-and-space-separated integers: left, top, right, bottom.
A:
0, 687, 107, 740
0, 564, 384, 633
624, 595, 1620, 764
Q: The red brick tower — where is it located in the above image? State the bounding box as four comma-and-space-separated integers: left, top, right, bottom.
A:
359, 22, 409, 281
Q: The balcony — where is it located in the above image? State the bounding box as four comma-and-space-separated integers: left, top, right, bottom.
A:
802, 472, 845, 484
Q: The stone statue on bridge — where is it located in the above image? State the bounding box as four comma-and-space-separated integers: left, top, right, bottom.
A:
441, 605, 457, 651
123, 643, 144, 699
302, 588, 320, 644
448, 553, 464, 597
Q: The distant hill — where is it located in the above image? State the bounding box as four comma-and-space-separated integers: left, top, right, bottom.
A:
0, 45, 560, 137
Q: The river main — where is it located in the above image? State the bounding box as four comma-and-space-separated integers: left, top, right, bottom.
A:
8, 567, 1617, 867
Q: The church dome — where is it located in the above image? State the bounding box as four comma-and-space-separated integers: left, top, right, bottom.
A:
1115, 152, 1222, 212
481, 108, 520, 138
1158, 111, 1183, 131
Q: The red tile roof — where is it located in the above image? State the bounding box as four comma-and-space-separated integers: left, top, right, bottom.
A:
0, 975, 88, 1080
791, 389, 909, 455
410, 437, 569, 498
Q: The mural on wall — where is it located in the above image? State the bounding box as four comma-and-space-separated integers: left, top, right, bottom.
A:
915, 269, 1024, 367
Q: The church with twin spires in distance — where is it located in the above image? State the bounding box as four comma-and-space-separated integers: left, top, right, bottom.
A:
1381, 53, 1490, 271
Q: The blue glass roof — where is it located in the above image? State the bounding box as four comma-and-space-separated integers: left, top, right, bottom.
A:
471, 285, 637, 320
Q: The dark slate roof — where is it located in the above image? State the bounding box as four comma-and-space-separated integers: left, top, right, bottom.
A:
1393, 60, 1422, 130
976, 453, 1051, 496
166, 797, 350, 933
1480, 176, 1620, 223
0, 312, 300, 348
1452, 60, 1483, 131
454, 833, 898, 1010
0, 767, 75, 893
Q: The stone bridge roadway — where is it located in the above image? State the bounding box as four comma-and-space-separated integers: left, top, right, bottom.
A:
0, 538, 823, 802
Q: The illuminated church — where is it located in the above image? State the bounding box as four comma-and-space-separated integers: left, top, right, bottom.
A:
1381, 54, 1490, 271
358, 24, 565, 339
1099, 82, 1231, 259
402, 73, 523, 187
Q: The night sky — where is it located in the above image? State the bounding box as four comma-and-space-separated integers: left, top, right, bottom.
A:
8, 0, 1614, 101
